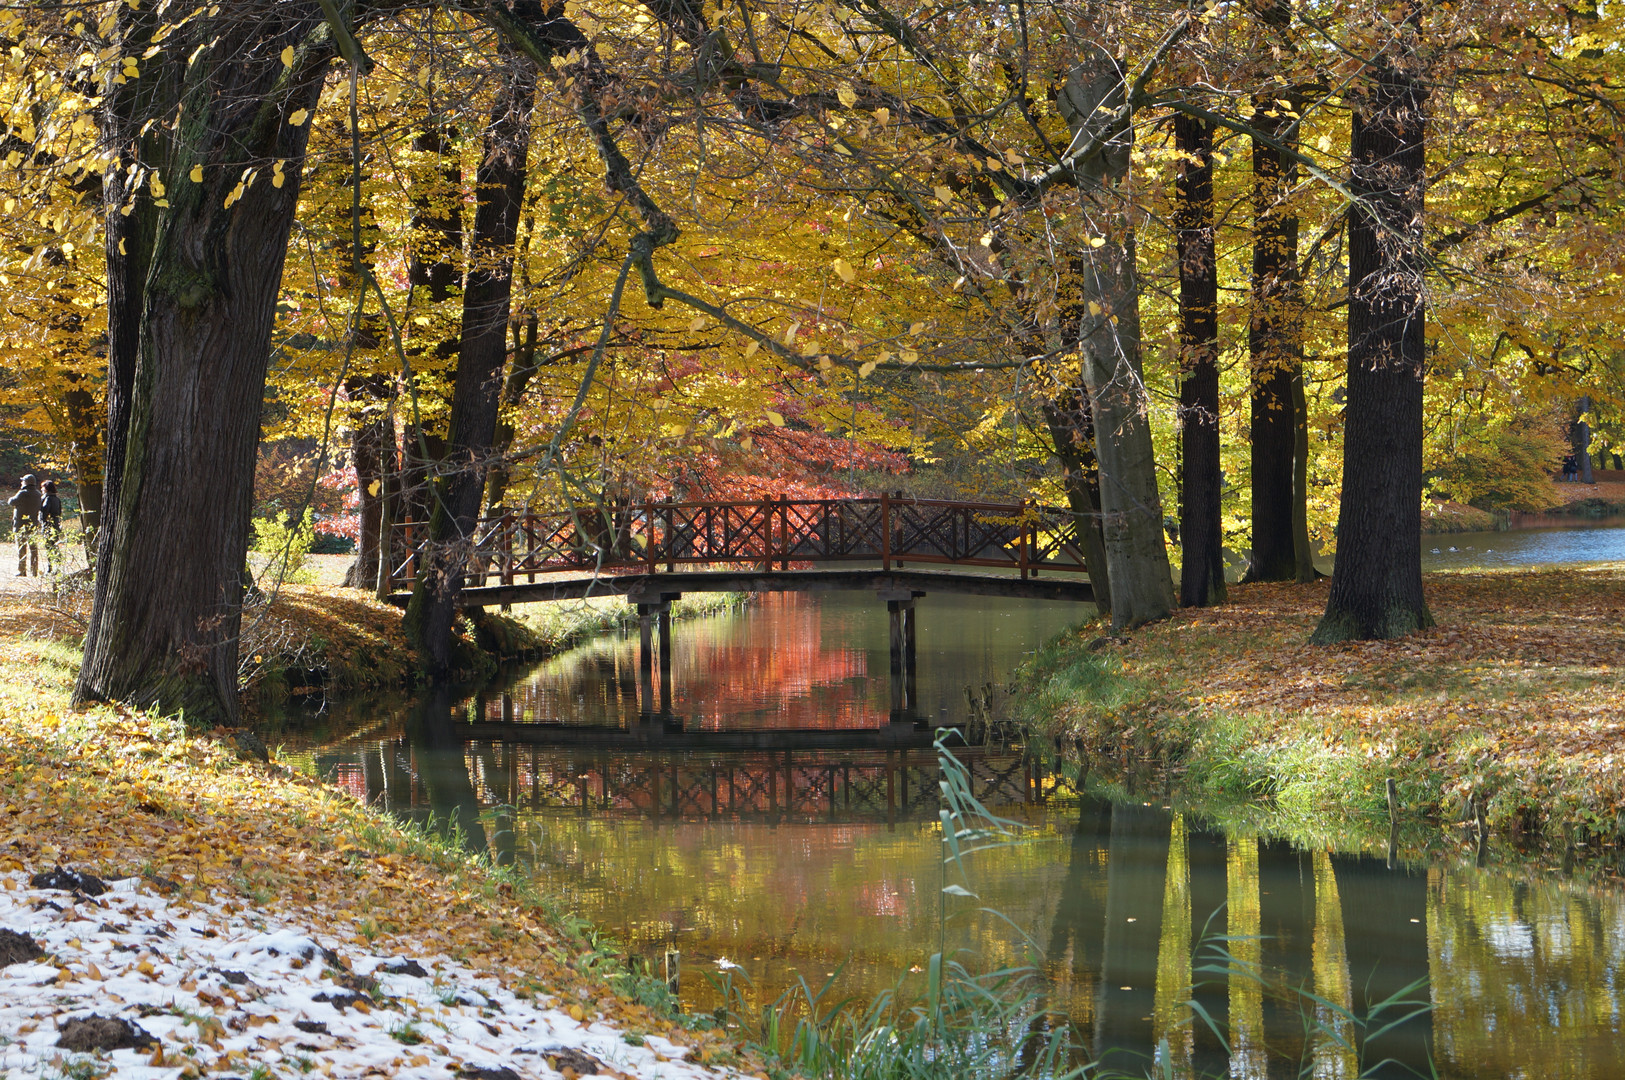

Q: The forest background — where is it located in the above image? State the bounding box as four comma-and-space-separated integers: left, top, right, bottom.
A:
0, 0, 1621, 723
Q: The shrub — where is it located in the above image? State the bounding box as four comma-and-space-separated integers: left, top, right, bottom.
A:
251, 509, 315, 585
1428, 421, 1564, 512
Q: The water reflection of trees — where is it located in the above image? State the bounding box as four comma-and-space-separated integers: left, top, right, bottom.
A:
324, 716, 1625, 1077
316, 693, 1625, 1077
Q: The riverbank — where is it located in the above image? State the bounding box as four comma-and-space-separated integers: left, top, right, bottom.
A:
1018, 566, 1625, 855
0, 593, 752, 1079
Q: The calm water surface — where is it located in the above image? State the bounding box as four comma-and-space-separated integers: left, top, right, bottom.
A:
291, 584, 1625, 1078
1422, 521, 1625, 571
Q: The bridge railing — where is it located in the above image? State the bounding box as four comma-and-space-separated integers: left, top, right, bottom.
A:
384, 495, 1092, 592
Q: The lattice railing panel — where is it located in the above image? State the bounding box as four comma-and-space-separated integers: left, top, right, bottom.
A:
386, 496, 1094, 590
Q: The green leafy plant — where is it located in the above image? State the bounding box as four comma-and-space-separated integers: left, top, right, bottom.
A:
251, 508, 317, 585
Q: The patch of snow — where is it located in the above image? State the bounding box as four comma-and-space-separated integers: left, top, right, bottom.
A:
0, 871, 744, 1079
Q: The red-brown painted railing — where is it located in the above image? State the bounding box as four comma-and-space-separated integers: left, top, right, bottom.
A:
384, 496, 1091, 593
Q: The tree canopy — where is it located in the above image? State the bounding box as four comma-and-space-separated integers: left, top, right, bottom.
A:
0, 0, 1621, 714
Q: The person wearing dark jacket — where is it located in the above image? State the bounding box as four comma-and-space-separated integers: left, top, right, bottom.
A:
8, 474, 41, 577
40, 479, 62, 573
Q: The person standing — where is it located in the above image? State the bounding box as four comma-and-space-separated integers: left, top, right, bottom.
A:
8, 474, 42, 577
40, 480, 62, 574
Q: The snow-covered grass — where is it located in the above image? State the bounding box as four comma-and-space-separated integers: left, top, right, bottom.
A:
0, 871, 743, 1080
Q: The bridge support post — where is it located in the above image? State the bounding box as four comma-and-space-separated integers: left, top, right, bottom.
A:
882, 590, 921, 721
637, 603, 656, 719
658, 602, 673, 716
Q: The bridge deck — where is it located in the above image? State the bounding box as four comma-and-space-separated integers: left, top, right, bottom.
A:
387, 566, 1096, 607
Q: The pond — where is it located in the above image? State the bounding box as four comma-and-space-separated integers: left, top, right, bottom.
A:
1422, 521, 1625, 572
283, 585, 1625, 1078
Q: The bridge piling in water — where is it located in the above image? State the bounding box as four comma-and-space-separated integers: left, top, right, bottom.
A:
881, 588, 922, 720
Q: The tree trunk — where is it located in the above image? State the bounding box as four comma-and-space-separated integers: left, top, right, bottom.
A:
484, 312, 539, 514
405, 54, 537, 674
1573, 395, 1595, 485
1174, 113, 1226, 608
343, 376, 398, 588
1291, 368, 1317, 581
76, 15, 333, 723
1246, 93, 1304, 583
1042, 394, 1113, 616
1059, 49, 1176, 631
396, 124, 464, 528
1312, 20, 1432, 644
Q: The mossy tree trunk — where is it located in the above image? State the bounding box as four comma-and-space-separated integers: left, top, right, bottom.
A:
405, 52, 537, 675
75, 7, 334, 724
1312, 14, 1432, 644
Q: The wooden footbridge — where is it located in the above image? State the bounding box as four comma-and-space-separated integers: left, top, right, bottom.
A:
383, 494, 1096, 606
385, 495, 1096, 717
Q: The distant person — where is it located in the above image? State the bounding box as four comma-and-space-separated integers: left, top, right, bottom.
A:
40, 479, 62, 573
1562, 454, 1577, 482
8, 474, 41, 577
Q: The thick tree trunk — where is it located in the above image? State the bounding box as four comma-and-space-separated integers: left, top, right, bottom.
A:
76, 16, 332, 723
1246, 95, 1304, 583
1312, 23, 1432, 644
1174, 113, 1226, 608
1059, 49, 1176, 631
1042, 394, 1113, 616
405, 55, 537, 674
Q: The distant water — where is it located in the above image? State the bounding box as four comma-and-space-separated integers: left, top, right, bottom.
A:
1422, 522, 1625, 571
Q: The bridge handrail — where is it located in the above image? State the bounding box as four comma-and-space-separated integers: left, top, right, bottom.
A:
384, 495, 1092, 592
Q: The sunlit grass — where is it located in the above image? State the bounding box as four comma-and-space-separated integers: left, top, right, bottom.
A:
1018, 569, 1625, 854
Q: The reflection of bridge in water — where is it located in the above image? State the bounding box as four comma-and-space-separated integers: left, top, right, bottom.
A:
324, 733, 1048, 826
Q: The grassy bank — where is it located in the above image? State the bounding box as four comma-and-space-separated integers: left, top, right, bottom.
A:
1018, 567, 1625, 855
0, 591, 747, 1071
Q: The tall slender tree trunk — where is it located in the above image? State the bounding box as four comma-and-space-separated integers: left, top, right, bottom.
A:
1312, 15, 1432, 644
405, 54, 537, 674
398, 124, 464, 526
40, 246, 105, 553
1291, 369, 1317, 581
1059, 48, 1176, 631
76, 13, 333, 723
343, 375, 398, 588
484, 312, 539, 514
1174, 113, 1226, 607
1246, 92, 1304, 583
